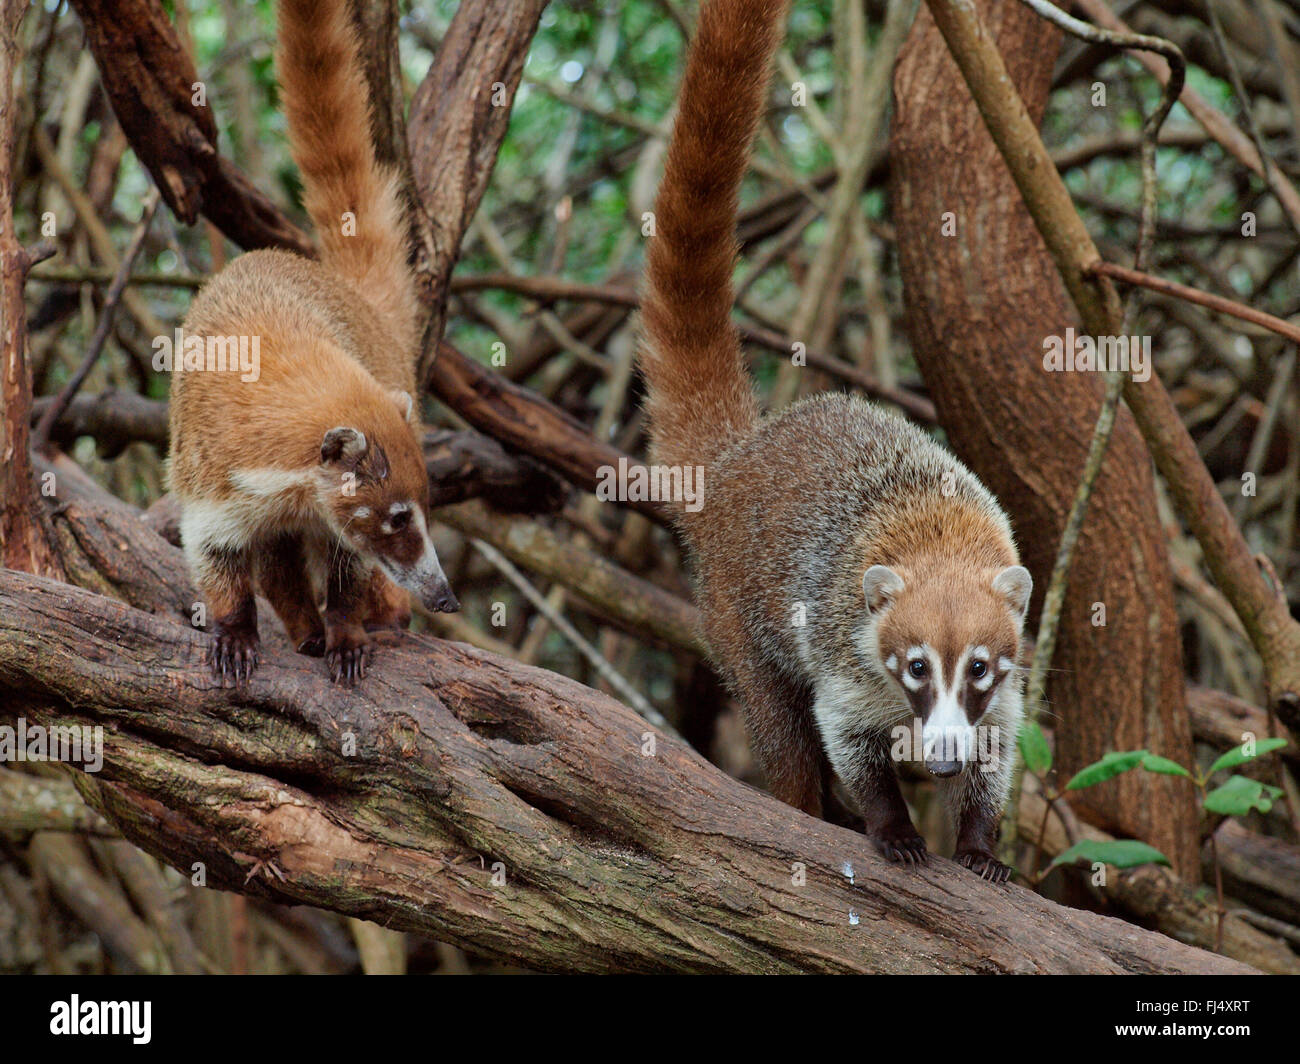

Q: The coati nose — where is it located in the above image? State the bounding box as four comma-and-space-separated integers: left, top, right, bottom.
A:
925, 759, 964, 778
430, 587, 460, 613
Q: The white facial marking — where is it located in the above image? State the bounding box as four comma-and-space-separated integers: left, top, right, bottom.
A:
353, 506, 371, 520
900, 645, 929, 691
998, 656, 1016, 673
381, 501, 413, 536
377, 508, 448, 594
885, 654, 898, 672
922, 646, 974, 765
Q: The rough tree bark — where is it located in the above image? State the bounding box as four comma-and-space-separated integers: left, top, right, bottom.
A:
890, 0, 1200, 877
66, 0, 313, 255
430, 341, 670, 525
0, 469, 1252, 973
0, 0, 61, 578
408, 0, 550, 375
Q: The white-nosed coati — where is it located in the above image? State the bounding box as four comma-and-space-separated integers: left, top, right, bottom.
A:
639, 0, 1032, 880
168, 0, 459, 687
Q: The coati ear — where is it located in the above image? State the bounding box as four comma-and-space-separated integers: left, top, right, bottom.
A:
862, 565, 905, 614
320, 426, 368, 465
992, 565, 1033, 621
389, 389, 416, 423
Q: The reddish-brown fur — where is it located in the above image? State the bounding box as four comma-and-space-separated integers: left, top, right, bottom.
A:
638, 0, 782, 474
168, 0, 456, 686
639, 0, 1030, 879
277, 0, 418, 382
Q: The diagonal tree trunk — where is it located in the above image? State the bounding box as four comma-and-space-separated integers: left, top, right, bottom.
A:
0, 492, 1251, 973
890, 0, 1199, 876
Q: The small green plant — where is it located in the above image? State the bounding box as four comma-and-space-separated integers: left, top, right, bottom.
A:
1016, 722, 1286, 948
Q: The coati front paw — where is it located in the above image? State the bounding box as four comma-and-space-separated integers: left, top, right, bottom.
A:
871, 824, 929, 866
955, 848, 1012, 883
325, 626, 371, 685
208, 626, 260, 686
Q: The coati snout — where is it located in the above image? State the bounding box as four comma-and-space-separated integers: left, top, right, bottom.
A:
318, 425, 459, 615
866, 562, 1032, 779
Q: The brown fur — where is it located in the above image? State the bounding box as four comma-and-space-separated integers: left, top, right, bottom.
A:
638, 0, 783, 473
168, 0, 456, 687
277, 0, 418, 381
640, 0, 1029, 879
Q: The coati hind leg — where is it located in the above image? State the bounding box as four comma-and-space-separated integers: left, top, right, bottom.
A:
255, 534, 326, 656
190, 536, 259, 687
728, 656, 825, 818
323, 547, 373, 684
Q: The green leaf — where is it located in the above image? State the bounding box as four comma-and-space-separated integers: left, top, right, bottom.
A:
1203, 775, 1284, 817
1140, 754, 1192, 779
1208, 738, 1288, 777
1049, 839, 1170, 870
1019, 720, 1052, 774
1065, 750, 1149, 791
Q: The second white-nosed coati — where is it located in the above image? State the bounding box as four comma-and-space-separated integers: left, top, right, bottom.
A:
639, 0, 1032, 880
168, 0, 459, 687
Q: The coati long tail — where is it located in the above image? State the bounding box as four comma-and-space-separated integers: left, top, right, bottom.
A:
639, 0, 789, 477
276, 0, 418, 354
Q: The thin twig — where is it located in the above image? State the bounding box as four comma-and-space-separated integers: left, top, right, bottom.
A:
1205, 0, 1290, 237
469, 538, 677, 734
1073, 0, 1300, 235
29, 265, 205, 288
1086, 260, 1300, 345
450, 269, 936, 420
33, 189, 160, 454
1235, 350, 1296, 521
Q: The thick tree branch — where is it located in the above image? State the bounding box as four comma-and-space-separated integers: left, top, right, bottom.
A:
0, 564, 1251, 974
429, 341, 672, 525
437, 500, 704, 655
408, 0, 549, 377
67, 0, 312, 255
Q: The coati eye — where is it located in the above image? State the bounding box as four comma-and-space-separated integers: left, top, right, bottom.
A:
970, 660, 988, 679
389, 509, 412, 532
908, 660, 927, 679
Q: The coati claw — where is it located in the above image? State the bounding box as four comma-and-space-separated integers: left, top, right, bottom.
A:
208, 629, 260, 687
874, 829, 929, 866
955, 850, 1012, 883
325, 639, 370, 685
